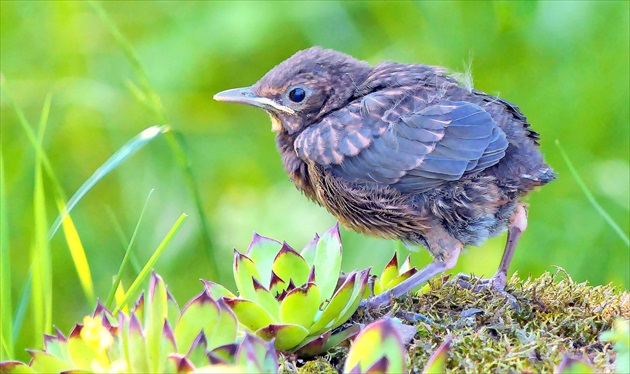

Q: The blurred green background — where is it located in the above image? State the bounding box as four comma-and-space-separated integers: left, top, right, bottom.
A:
1, 0, 628, 361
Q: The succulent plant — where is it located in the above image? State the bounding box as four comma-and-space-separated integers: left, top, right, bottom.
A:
601, 318, 629, 374
366, 252, 418, 297
1, 272, 278, 373
204, 223, 370, 354
344, 318, 453, 374
343, 318, 408, 373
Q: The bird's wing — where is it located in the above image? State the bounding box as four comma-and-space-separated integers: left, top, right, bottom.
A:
294, 95, 508, 193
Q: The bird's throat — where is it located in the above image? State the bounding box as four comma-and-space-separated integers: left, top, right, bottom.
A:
267, 112, 283, 132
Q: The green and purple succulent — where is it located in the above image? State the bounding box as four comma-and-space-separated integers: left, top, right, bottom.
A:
366, 252, 419, 297
204, 224, 370, 354
344, 317, 452, 374
1, 272, 278, 373
344, 318, 408, 373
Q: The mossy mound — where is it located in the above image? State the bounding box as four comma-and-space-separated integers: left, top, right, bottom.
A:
283, 268, 629, 373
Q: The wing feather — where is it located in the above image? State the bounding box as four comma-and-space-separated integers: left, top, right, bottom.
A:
295, 96, 508, 193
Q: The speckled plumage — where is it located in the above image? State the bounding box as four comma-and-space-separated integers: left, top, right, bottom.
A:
214, 47, 555, 305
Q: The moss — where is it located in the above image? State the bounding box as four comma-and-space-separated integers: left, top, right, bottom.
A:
284, 268, 629, 373
294, 358, 336, 374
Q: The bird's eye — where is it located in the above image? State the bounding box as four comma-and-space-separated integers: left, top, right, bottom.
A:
288, 87, 306, 103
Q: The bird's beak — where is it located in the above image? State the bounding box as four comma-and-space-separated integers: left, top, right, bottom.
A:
213, 87, 295, 114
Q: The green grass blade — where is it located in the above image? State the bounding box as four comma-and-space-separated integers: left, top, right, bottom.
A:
49, 125, 170, 239
2, 82, 62, 349
31, 94, 54, 343
164, 131, 219, 278
2, 82, 68, 205
116, 213, 188, 312
55, 198, 95, 303
105, 206, 142, 274
0, 151, 14, 360
89, 1, 166, 123
12, 273, 31, 342
105, 188, 155, 309
89, 1, 219, 280
556, 140, 630, 247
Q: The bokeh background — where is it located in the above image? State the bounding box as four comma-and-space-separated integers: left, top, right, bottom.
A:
2, 1, 628, 361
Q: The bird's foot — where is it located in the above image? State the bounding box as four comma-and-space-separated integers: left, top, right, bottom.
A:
360, 293, 440, 329
452, 273, 520, 311
360, 291, 394, 309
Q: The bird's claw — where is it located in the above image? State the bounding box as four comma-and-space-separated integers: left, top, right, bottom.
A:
360, 291, 394, 309
451, 273, 521, 311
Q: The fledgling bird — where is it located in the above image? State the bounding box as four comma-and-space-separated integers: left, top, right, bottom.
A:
214, 47, 555, 306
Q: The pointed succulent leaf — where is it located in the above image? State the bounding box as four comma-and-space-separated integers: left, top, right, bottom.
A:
293, 331, 331, 357
0, 361, 36, 373
43, 330, 68, 362
174, 290, 221, 354
386, 268, 418, 291
272, 243, 310, 287
262, 345, 279, 373
246, 233, 283, 287
310, 272, 358, 335
234, 334, 266, 371
268, 271, 287, 297
206, 299, 239, 350
223, 298, 276, 331
208, 343, 238, 364
323, 324, 361, 352
423, 336, 452, 374
381, 253, 400, 287
201, 280, 236, 299
279, 283, 321, 328
313, 223, 343, 302
237, 334, 278, 373
336, 269, 371, 325
300, 234, 319, 267
167, 287, 181, 330
91, 300, 110, 318
344, 318, 407, 374
28, 351, 73, 373
162, 355, 178, 373
166, 353, 195, 373
186, 332, 209, 369
255, 324, 310, 351
158, 320, 178, 372
400, 255, 412, 273
146, 272, 170, 372
364, 357, 391, 373
67, 325, 95, 370
127, 312, 150, 373
117, 313, 131, 371
252, 277, 280, 319
233, 250, 262, 300
242, 334, 278, 373
132, 291, 145, 323
307, 266, 316, 283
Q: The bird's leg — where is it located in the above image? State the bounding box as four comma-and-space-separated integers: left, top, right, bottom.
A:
363, 228, 463, 308
456, 203, 528, 308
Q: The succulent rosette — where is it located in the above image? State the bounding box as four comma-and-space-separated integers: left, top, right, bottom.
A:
344, 318, 451, 374
2, 272, 278, 373
204, 223, 370, 354
344, 318, 408, 374
367, 252, 419, 297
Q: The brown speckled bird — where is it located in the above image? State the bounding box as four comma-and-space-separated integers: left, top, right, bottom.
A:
214, 47, 555, 306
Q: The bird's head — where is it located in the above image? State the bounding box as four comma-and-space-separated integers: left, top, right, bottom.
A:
214, 47, 371, 135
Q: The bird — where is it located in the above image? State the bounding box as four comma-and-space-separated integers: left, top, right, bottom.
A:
214, 47, 555, 307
